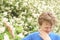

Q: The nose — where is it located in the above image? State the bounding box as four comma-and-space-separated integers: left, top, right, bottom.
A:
45, 27, 52, 33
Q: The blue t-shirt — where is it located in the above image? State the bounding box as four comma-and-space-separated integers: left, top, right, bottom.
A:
22, 32, 60, 40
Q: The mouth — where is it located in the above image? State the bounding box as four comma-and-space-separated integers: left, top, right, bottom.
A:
45, 31, 50, 34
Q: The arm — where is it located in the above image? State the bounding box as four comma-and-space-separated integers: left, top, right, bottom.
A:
4, 21, 15, 38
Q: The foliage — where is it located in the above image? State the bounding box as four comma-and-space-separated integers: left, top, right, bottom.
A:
0, 0, 60, 40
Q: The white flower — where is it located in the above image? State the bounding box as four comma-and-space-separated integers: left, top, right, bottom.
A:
3, 12, 7, 16
0, 27, 5, 33
23, 2, 28, 6
2, 18, 8, 25
4, 33, 9, 40
15, 2, 19, 7
20, 21, 24, 26
32, 13, 39, 18
27, 17, 32, 22
18, 33, 24, 38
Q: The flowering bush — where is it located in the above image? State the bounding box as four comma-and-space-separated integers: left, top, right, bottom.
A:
0, 0, 60, 40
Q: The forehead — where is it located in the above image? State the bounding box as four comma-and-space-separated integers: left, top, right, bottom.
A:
42, 21, 53, 28
42, 21, 52, 25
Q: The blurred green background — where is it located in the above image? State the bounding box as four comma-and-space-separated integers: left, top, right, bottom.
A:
0, 0, 60, 40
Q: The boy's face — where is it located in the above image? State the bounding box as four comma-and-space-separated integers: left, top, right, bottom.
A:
40, 21, 53, 33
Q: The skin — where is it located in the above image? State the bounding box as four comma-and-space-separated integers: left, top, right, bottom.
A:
4, 21, 15, 38
39, 21, 53, 40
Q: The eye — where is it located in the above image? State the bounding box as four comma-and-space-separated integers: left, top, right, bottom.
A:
45, 22, 51, 26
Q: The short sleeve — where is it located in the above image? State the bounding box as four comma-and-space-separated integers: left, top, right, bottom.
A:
55, 34, 60, 40
58, 35, 60, 40
22, 34, 32, 40
22, 32, 39, 40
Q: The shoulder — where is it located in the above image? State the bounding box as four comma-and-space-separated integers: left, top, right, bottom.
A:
25, 32, 39, 37
49, 32, 60, 40
30, 32, 39, 36
49, 32, 60, 37
22, 32, 39, 40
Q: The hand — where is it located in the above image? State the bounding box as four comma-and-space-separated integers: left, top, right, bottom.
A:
39, 30, 51, 40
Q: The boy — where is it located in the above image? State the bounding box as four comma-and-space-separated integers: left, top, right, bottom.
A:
22, 12, 60, 40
